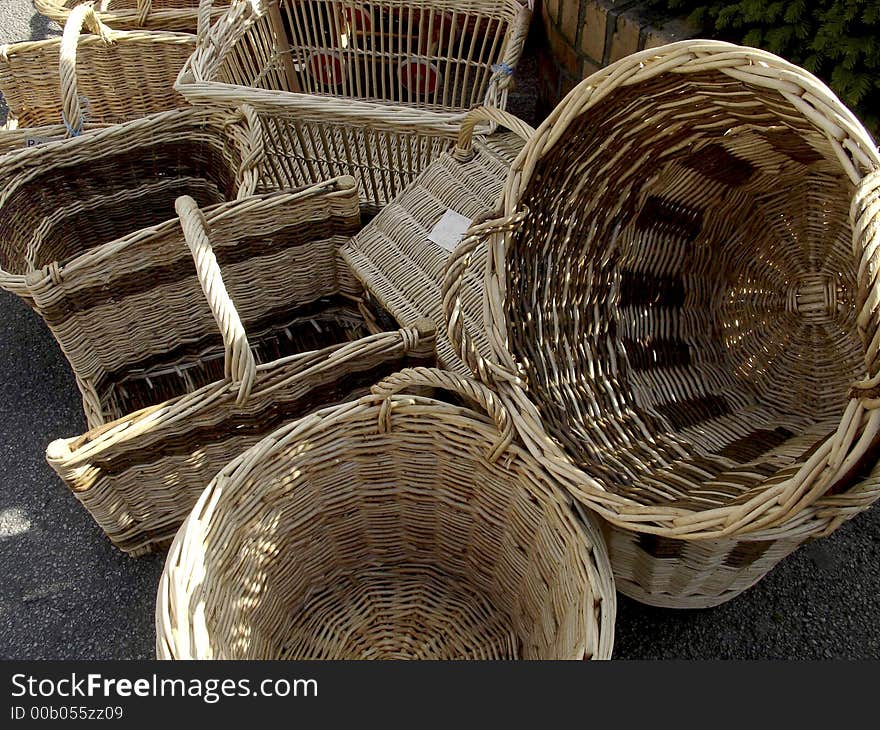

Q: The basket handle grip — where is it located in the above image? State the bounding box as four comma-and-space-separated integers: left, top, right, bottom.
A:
175, 195, 257, 405
441, 210, 527, 385
227, 103, 265, 199
136, 0, 154, 26
453, 106, 534, 163
60, 2, 113, 136
484, 3, 531, 105
372, 366, 514, 463
197, 0, 215, 38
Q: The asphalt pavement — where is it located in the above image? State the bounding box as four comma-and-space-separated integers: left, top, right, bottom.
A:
0, 1, 878, 660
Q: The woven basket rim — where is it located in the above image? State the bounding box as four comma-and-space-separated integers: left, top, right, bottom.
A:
156, 369, 616, 660
445, 40, 880, 541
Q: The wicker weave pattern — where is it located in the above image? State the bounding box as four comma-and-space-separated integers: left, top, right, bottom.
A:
176, 0, 531, 211
30, 178, 362, 428
200, 0, 530, 110
343, 109, 531, 373
0, 106, 262, 307
156, 367, 614, 659
46, 182, 437, 555
0, 4, 195, 136
444, 41, 880, 607
35, 0, 231, 33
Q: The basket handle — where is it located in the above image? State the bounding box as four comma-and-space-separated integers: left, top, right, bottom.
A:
175, 195, 257, 405
484, 2, 531, 106
136, 0, 153, 26
452, 106, 535, 163
226, 103, 265, 199
60, 3, 114, 136
441, 210, 528, 385
372, 366, 515, 463
196, 0, 215, 38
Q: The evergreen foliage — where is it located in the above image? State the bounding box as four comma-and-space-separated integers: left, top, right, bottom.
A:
667, 0, 879, 133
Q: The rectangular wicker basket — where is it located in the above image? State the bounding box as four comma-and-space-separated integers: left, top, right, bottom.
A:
176, 0, 531, 212
46, 178, 437, 555
0, 4, 195, 139
342, 107, 532, 372
0, 106, 264, 425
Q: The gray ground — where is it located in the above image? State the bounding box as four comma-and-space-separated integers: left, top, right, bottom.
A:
1, 2, 878, 660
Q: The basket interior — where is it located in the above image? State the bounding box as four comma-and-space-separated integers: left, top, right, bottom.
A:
506, 71, 869, 512
0, 139, 240, 278
221, 1, 522, 111
103, 296, 380, 417
44, 203, 388, 424
180, 407, 593, 659
256, 113, 452, 213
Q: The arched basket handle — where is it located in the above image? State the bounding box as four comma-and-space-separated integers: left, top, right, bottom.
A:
372, 366, 514, 462
60, 3, 114, 136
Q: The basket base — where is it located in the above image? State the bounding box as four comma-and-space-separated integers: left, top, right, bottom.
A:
265, 568, 522, 660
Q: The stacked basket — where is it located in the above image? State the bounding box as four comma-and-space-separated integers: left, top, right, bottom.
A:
1, 0, 879, 662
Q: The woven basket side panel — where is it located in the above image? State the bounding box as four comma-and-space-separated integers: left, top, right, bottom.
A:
0, 129, 244, 278
0, 36, 195, 129
184, 408, 595, 659
37, 1, 231, 32
32, 190, 362, 423
343, 131, 525, 372
254, 113, 455, 210
602, 520, 807, 609
505, 71, 863, 512
58, 333, 432, 555
273, 0, 524, 110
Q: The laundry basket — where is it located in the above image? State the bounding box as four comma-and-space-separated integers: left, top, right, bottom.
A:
35, 0, 231, 33
0, 3, 195, 138
0, 106, 262, 311
175, 0, 532, 211
444, 41, 880, 608
46, 183, 437, 555
156, 366, 615, 659
342, 106, 533, 373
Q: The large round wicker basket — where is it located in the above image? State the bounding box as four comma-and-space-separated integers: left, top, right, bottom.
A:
444, 40, 880, 608
157, 367, 616, 659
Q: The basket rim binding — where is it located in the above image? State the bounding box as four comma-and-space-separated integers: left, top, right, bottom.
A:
443, 40, 880, 541
155, 366, 616, 660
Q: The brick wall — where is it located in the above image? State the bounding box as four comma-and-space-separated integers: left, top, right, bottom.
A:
536, 0, 698, 112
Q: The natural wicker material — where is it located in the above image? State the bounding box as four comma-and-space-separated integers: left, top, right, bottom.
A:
46, 182, 437, 556
0, 106, 262, 312
35, 0, 231, 33
0, 4, 195, 137
342, 106, 533, 373
444, 41, 880, 607
156, 366, 615, 659
176, 0, 531, 211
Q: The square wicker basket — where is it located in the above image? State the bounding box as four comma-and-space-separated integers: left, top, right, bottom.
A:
176, 0, 531, 212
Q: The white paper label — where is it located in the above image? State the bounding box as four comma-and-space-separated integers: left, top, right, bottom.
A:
24, 136, 58, 148
427, 209, 473, 252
